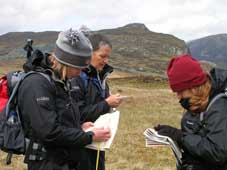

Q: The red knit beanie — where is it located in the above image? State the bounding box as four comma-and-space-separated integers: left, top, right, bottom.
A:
167, 54, 207, 92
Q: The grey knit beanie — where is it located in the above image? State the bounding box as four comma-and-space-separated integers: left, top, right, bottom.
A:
54, 28, 92, 68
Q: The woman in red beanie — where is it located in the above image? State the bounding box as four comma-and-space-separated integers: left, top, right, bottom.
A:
154, 54, 227, 170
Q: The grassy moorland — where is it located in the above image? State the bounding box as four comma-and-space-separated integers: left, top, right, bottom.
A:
0, 59, 25, 76
0, 60, 183, 170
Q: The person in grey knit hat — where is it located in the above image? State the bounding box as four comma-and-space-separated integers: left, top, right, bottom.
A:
18, 28, 111, 170
54, 28, 92, 69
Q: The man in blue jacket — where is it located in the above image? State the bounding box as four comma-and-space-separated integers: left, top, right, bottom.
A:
70, 33, 123, 170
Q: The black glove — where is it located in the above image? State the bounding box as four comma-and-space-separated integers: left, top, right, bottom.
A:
154, 124, 183, 145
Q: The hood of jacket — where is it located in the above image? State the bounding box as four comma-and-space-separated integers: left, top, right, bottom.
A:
83, 64, 113, 80
23, 49, 52, 73
210, 68, 227, 98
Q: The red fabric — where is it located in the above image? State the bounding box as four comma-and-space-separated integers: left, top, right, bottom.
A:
167, 54, 207, 92
0, 76, 8, 112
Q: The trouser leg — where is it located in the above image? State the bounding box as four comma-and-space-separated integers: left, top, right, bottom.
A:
77, 149, 105, 170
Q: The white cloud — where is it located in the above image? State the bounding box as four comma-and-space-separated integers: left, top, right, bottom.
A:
0, 0, 226, 41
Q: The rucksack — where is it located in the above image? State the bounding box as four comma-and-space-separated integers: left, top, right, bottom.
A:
0, 71, 25, 112
0, 70, 50, 164
0, 75, 8, 112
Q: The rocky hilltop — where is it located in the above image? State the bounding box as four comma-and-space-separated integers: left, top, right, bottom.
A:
0, 23, 189, 77
98, 23, 188, 76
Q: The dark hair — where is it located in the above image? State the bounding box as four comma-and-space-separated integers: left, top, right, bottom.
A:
89, 33, 112, 51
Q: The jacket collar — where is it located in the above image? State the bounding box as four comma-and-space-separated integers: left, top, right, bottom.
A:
83, 64, 113, 80
209, 68, 227, 99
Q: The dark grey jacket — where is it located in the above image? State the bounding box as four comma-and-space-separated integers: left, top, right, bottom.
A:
70, 64, 113, 122
180, 68, 227, 170
69, 64, 113, 170
18, 51, 93, 169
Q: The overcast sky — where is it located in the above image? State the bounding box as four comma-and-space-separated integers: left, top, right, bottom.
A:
0, 0, 226, 41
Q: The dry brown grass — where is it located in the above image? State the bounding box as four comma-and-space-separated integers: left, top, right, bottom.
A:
106, 80, 183, 170
0, 61, 183, 170
0, 59, 25, 76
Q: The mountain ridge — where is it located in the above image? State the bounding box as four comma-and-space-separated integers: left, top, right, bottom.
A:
0, 23, 189, 77
187, 34, 227, 68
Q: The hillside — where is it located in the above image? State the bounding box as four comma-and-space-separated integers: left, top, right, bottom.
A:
0, 23, 189, 77
187, 34, 227, 68
0, 31, 58, 60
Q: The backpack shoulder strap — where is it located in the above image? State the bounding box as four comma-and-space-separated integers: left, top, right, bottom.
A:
36, 72, 52, 85
79, 71, 89, 88
207, 93, 227, 111
79, 71, 105, 98
5, 71, 52, 118
200, 89, 227, 121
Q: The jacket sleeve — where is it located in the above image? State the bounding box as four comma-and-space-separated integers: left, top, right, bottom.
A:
80, 100, 110, 122
70, 77, 110, 122
182, 98, 227, 164
18, 74, 93, 148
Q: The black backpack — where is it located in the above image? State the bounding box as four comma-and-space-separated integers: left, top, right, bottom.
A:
0, 70, 50, 164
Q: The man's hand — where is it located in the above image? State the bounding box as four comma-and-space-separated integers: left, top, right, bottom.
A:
105, 93, 123, 108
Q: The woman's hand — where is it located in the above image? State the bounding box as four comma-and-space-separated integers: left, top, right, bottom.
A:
91, 127, 111, 142
81, 122, 94, 131
154, 124, 183, 145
